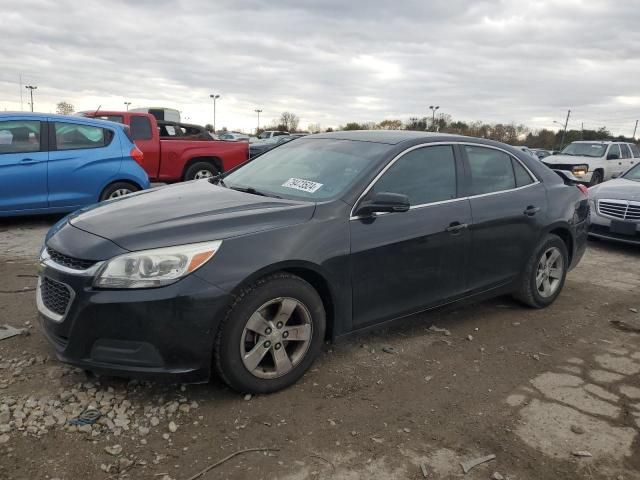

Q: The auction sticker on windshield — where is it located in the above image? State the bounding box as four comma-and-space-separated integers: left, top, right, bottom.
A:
282, 178, 323, 193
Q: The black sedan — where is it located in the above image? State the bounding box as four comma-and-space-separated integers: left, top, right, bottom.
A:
588, 162, 640, 244
37, 131, 589, 393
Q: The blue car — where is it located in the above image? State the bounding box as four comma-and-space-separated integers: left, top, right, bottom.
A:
0, 113, 150, 216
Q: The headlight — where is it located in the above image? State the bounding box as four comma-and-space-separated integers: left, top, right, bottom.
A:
572, 164, 589, 177
93, 240, 222, 289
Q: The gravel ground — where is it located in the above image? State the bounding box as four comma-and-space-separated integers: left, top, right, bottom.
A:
0, 216, 639, 480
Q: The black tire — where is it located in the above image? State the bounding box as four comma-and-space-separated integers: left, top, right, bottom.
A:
589, 170, 603, 186
214, 273, 326, 394
183, 162, 218, 181
513, 234, 569, 308
99, 181, 139, 202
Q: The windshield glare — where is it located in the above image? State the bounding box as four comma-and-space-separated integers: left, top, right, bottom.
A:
561, 142, 607, 157
224, 138, 387, 200
623, 163, 640, 181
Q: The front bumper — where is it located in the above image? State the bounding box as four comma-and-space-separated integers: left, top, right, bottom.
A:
588, 210, 640, 245
37, 253, 232, 383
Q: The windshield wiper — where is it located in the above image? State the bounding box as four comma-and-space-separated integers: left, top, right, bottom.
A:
230, 186, 282, 198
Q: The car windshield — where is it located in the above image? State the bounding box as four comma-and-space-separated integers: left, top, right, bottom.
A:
561, 143, 607, 157
223, 138, 387, 200
623, 163, 640, 181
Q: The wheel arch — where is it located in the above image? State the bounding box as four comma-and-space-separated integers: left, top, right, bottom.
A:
227, 261, 337, 341
98, 178, 145, 200
545, 224, 574, 265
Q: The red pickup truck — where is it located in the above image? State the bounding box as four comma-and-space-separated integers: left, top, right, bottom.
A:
83, 111, 248, 182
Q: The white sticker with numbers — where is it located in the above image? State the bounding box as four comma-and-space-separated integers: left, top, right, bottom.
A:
281, 178, 323, 193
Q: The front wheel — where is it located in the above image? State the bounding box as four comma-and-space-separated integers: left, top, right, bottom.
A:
99, 182, 139, 201
589, 170, 603, 186
184, 162, 218, 181
214, 273, 326, 393
513, 234, 568, 308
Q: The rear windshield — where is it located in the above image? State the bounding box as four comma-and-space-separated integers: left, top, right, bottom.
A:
224, 138, 388, 201
561, 143, 607, 157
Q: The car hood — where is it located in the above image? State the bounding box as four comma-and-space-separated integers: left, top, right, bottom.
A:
589, 178, 640, 200
67, 181, 316, 253
543, 154, 596, 165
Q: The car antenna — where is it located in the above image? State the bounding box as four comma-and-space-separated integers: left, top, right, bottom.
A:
93, 105, 101, 116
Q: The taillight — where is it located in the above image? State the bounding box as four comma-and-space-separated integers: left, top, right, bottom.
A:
130, 147, 144, 164
576, 184, 588, 196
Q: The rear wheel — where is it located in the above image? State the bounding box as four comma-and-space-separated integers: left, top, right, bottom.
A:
214, 273, 326, 393
184, 162, 218, 181
99, 182, 139, 201
589, 170, 603, 186
513, 234, 568, 308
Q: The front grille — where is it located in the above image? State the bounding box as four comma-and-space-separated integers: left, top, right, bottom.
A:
598, 199, 640, 221
47, 248, 96, 270
41, 277, 72, 316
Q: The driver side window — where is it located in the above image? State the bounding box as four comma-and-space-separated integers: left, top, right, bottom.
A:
371, 145, 457, 206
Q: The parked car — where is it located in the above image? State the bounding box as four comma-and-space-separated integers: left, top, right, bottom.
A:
514, 146, 539, 160
542, 140, 640, 186
0, 113, 149, 216
249, 135, 297, 158
531, 148, 552, 159
258, 130, 290, 139
82, 111, 248, 181
587, 162, 640, 245
219, 132, 251, 142
37, 131, 589, 393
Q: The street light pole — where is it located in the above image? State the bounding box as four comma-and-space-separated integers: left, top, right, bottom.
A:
560, 109, 571, 150
254, 109, 262, 134
25, 85, 37, 112
209, 94, 220, 133
429, 105, 439, 131
124, 101, 131, 111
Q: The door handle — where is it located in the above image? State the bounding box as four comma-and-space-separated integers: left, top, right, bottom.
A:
20, 158, 38, 164
524, 206, 540, 216
445, 222, 468, 233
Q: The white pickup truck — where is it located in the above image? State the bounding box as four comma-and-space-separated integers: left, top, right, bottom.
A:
542, 140, 640, 186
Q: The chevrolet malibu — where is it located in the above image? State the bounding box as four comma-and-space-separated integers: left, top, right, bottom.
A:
37, 131, 589, 393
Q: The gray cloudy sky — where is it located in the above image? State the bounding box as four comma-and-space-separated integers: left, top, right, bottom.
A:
1, 0, 639, 135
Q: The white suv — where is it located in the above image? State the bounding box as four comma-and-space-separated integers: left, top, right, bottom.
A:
542, 141, 640, 185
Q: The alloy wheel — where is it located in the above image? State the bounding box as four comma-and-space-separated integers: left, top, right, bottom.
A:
240, 297, 313, 379
194, 169, 214, 179
536, 247, 564, 298
108, 188, 133, 199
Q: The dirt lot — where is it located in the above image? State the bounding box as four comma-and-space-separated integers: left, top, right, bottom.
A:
1, 215, 639, 480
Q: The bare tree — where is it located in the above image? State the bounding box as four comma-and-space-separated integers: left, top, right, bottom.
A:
56, 101, 74, 115
279, 112, 300, 132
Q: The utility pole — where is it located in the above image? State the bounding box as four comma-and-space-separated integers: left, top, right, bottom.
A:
25, 85, 37, 112
255, 109, 262, 134
559, 109, 571, 150
124, 101, 131, 111
429, 105, 439, 131
581, 122, 584, 140
633, 120, 638, 140
209, 94, 220, 133
19, 74, 23, 111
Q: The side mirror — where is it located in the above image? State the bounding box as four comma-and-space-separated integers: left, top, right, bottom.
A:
607, 153, 620, 160
355, 192, 410, 216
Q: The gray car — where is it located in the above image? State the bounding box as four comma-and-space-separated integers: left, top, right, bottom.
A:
588, 163, 640, 245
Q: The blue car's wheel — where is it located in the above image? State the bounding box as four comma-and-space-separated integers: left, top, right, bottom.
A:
99, 182, 139, 201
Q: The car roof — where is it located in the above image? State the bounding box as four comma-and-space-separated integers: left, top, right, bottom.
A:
0, 111, 126, 129
310, 130, 455, 145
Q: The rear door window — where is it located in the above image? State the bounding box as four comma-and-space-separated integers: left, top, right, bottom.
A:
54, 122, 111, 150
130, 116, 152, 140
512, 158, 534, 187
465, 146, 517, 195
607, 144, 621, 159
620, 144, 632, 159
371, 145, 457, 205
0, 120, 41, 154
